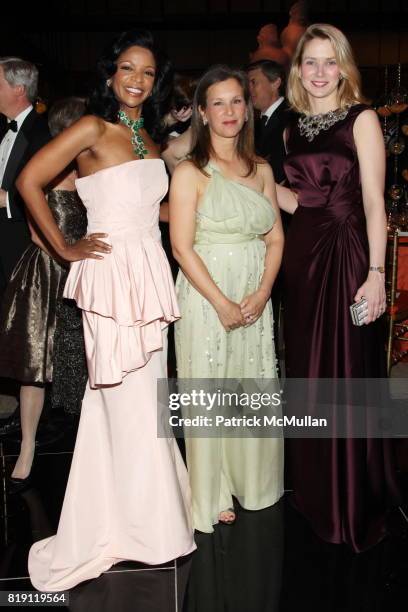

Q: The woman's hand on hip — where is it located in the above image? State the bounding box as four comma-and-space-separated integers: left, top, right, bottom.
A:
61, 233, 111, 262
354, 272, 386, 324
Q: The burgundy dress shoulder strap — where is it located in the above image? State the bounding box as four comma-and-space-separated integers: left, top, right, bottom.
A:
345, 103, 372, 125
343, 103, 372, 149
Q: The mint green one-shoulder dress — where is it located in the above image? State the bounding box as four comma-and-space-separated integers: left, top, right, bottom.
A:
175, 163, 284, 533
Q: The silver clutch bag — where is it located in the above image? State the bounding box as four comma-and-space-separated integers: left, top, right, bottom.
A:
350, 298, 368, 326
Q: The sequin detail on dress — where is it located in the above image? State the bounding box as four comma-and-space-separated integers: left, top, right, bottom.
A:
175, 162, 284, 533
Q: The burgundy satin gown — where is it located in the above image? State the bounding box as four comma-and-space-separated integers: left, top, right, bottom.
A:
282, 104, 399, 552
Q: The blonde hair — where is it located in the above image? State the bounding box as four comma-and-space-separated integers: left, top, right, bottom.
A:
287, 23, 366, 114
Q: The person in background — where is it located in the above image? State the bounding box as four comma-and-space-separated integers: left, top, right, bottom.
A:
247, 59, 293, 364
161, 75, 197, 180
0, 97, 88, 490
0, 57, 50, 296
247, 60, 290, 185
46, 99, 89, 419
0, 57, 51, 437
161, 126, 193, 180
162, 73, 195, 140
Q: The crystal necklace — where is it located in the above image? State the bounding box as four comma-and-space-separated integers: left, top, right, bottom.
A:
117, 110, 148, 159
298, 106, 350, 142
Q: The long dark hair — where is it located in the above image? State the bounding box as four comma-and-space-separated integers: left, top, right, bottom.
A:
88, 29, 173, 142
48, 96, 87, 177
48, 96, 87, 137
190, 65, 256, 177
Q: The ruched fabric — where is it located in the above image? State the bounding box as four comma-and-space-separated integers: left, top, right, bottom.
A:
63, 160, 179, 387
282, 104, 400, 552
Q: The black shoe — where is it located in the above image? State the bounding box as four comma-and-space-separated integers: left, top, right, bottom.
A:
0, 414, 21, 438
8, 474, 32, 494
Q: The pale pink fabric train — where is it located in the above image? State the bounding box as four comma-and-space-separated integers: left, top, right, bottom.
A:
29, 159, 196, 592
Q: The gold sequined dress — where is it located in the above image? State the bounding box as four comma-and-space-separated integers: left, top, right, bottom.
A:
175, 163, 284, 532
0, 190, 87, 407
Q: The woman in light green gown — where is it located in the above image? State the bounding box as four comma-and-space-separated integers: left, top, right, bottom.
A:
170, 65, 284, 532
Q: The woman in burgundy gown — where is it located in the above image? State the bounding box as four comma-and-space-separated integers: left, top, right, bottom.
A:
277, 24, 399, 552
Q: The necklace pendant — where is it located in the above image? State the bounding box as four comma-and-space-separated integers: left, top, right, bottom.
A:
118, 110, 149, 159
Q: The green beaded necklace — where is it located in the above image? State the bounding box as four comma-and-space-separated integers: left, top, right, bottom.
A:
117, 110, 148, 159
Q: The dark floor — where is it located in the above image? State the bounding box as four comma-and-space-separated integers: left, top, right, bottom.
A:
0, 420, 407, 612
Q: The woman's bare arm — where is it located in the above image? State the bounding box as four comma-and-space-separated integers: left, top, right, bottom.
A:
27, 213, 53, 257
162, 128, 193, 176
275, 183, 298, 214
17, 116, 111, 261
169, 160, 245, 330
353, 109, 387, 323
240, 164, 285, 322
259, 163, 285, 294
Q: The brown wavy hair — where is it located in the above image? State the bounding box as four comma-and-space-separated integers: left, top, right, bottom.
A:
287, 23, 366, 114
190, 65, 256, 177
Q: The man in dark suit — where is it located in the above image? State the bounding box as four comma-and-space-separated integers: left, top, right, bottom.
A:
247, 60, 293, 370
0, 57, 50, 436
247, 59, 290, 184
0, 57, 50, 297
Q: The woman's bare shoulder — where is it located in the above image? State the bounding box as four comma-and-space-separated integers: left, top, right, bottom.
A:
353, 107, 379, 129
256, 158, 274, 181
173, 158, 200, 179
75, 114, 107, 137
172, 160, 210, 200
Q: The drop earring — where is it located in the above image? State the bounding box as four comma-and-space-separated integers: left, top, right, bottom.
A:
202, 117, 208, 126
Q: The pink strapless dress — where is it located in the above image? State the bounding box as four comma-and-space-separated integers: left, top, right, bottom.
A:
28, 159, 195, 592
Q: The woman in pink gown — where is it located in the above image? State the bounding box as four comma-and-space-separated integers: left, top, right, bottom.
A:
17, 29, 195, 592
